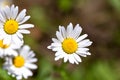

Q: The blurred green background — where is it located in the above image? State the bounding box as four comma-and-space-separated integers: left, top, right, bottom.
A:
1, 0, 120, 80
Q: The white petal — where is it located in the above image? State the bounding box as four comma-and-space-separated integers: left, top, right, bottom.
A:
76, 51, 87, 55
52, 38, 60, 43
78, 39, 92, 47
0, 24, 3, 28
78, 41, 92, 48
22, 67, 33, 79
3, 35, 11, 44
77, 48, 89, 51
76, 34, 88, 42
26, 58, 37, 63
51, 43, 61, 47
76, 50, 91, 56
55, 54, 64, 61
69, 54, 79, 64
27, 51, 35, 58
68, 54, 75, 64
73, 53, 81, 62
86, 52, 91, 55
64, 54, 68, 62
0, 49, 4, 58
12, 34, 23, 45
56, 31, 64, 42
16, 75, 22, 80
0, 9, 6, 22
0, 13, 5, 22
59, 26, 66, 38
11, 5, 18, 19
25, 63, 37, 69
66, 23, 73, 38
16, 32, 23, 39
20, 45, 30, 57
47, 45, 52, 49
5, 49, 18, 56
16, 9, 26, 22
18, 30, 30, 34
48, 44, 61, 50
0, 31, 4, 39
77, 53, 87, 57
10, 43, 22, 50
12, 74, 15, 77
14, 6, 19, 19
4, 6, 11, 19
19, 16, 30, 24
52, 47, 62, 51
72, 24, 82, 39
10, 5, 15, 18
55, 51, 62, 56
19, 24, 34, 29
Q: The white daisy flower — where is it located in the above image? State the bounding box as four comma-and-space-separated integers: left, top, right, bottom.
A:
0, 4, 34, 45
0, 39, 21, 58
47, 23, 92, 64
3, 45, 37, 80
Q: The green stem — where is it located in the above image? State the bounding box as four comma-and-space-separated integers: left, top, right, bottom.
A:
60, 61, 69, 80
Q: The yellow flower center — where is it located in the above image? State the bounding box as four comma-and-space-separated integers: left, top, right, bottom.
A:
0, 40, 9, 49
4, 20, 18, 34
62, 38, 78, 54
13, 56, 25, 68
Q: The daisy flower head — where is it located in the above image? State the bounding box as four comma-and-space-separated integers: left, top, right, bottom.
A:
3, 45, 37, 80
0, 4, 34, 45
47, 23, 92, 64
0, 39, 21, 58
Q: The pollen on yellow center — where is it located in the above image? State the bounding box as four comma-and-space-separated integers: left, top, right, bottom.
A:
0, 40, 9, 49
4, 20, 18, 34
62, 38, 78, 54
13, 56, 25, 68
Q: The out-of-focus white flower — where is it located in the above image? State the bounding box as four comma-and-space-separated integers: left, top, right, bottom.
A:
0, 5, 34, 45
48, 23, 92, 64
0, 0, 12, 8
3, 45, 37, 80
